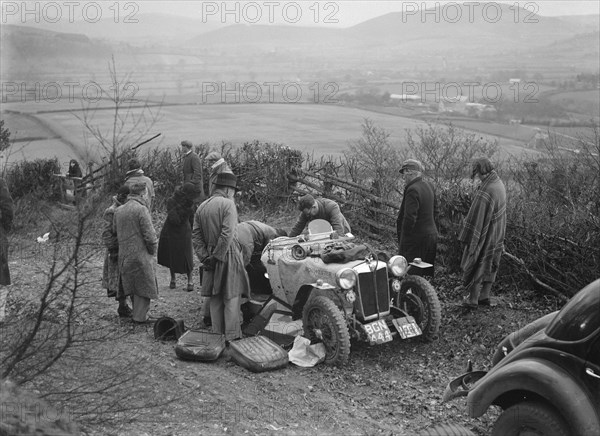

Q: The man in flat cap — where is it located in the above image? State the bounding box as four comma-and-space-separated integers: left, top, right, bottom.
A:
206, 151, 234, 196
459, 157, 506, 308
114, 182, 159, 323
396, 159, 438, 277
192, 172, 248, 340
181, 140, 205, 203
288, 194, 351, 238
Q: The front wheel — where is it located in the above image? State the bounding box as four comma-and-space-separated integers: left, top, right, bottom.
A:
392, 275, 441, 341
302, 295, 350, 366
492, 401, 570, 436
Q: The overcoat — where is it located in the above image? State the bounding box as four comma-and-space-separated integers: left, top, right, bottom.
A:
192, 192, 249, 300
236, 220, 282, 266
396, 176, 438, 265
157, 189, 194, 274
101, 196, 124, 297
458, 170, 507, 288
182, 151, 204, 200
0, 178, 14, 286
114, 196, 159, 299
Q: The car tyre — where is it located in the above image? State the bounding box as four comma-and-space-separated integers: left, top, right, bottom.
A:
492, 401, 571, 436
302, 295, 350, 366
393, 275, 441, 341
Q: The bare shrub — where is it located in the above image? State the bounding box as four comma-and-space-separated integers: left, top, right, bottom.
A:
504, 127, 600, 295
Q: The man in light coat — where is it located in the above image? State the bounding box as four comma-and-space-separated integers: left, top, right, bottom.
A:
459, 157, 507, 308
114, 182, 159, 323
181, 140, 205, 203
192, 172, 249, 340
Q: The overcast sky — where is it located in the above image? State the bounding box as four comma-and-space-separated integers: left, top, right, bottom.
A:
136, 1, 600, 26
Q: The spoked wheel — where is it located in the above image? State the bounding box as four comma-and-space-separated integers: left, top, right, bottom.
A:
392, 275, 441, 341
302, 295, 350, 366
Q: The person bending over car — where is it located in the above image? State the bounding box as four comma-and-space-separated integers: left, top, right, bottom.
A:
288, 194, 351, 237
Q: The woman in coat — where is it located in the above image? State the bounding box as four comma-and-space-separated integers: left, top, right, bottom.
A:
158, 183, 195, 291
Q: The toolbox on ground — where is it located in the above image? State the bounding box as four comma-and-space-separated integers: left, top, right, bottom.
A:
175, 330, 226, 362
228, 335, 289, 372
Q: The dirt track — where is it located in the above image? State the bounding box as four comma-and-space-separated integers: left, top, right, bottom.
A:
3, 217, 552, 436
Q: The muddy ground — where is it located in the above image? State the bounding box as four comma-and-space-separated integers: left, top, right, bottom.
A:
2, 209, 559, 436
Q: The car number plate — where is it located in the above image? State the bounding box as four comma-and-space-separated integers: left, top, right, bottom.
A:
392, 316, 422, 339
364, 319, 393, 345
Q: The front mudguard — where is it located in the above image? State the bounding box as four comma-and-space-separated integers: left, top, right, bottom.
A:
464, 358, 600, 436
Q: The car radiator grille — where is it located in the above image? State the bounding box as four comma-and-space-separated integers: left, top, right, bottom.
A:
357, 267, 390, 320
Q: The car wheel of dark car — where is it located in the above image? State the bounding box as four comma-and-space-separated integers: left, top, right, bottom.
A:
302, 295, 350, 366
392, 275, 441, 341
492, 401, 571, 436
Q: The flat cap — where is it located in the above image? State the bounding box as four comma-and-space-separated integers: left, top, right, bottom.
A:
399, 159, 423, 174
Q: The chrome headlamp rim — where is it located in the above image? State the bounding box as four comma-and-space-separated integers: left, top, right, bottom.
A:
335, 268, 357, 290
388, 255, 408, 277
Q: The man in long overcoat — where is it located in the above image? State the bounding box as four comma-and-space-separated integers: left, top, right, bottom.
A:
288, 194, 351, 237
114, 183, 159, 323
181, 140, 205, 203
396, 159, 438, 277
458, 158, 507, 307
192, 172, 249, 340
0, 178, 14, 323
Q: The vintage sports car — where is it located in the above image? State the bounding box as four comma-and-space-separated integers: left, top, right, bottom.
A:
254, 219, 441, 365
443, 279, 600, 436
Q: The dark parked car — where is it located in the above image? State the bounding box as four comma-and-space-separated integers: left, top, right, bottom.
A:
443, 279, 600, 436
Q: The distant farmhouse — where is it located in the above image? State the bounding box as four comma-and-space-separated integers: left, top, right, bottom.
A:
389, 93, 422, 103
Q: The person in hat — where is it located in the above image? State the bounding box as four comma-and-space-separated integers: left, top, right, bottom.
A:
101, 185, 132, 317
114, 182, 159, 323
396, 159, 438, 277
158, 183, 196, 292
124, 157, 155, 211
180, 140, 205, 203
0, 177, 14, 324
288, 194, 351, 238
458, 157, 506, 309
192, 172, 248, 340
206, 151, 234, 196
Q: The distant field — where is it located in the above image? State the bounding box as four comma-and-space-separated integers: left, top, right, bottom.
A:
2, 100, 534, 166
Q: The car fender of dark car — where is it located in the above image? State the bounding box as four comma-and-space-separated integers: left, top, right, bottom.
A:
443, 279, 600, 436
466, 338, 600, 435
